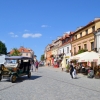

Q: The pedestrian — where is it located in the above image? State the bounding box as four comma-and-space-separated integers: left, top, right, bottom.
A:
34, 60, 39, 72
31, 59, 34, 72
72, 66, 77, 79
69, 62, 74, 79
48, 63, 50, 66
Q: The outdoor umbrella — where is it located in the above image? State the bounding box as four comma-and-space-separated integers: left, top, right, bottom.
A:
70, 51, 89, 60
61, 55, 66, 68
78, 51, 100, 63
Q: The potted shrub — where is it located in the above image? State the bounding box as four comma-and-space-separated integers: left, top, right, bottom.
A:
66, 64, 69, 73
94, 71, 100, 79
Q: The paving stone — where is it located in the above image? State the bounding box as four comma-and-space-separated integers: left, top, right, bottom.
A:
0, 66, 100, 100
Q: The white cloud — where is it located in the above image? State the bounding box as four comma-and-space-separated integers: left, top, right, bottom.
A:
24, 29, 29, 32
9, 32, 14, 34
22, 33, 42, 38
65, 31, 70, 34
9, 32, 18, 38
41, 25, 48, 28
50, 37, 52, 39
12, 35, 18, 37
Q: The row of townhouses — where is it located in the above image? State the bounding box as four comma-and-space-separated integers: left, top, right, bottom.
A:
44, 18, 100, 66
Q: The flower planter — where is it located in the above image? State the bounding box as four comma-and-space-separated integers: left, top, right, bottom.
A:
94, 75, 100, 79
54, 65, 59, 68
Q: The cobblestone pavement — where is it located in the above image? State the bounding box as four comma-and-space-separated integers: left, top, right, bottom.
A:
0, 66, 100, 100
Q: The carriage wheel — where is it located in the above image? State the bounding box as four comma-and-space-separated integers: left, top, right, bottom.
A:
10, 75, 17, 83
28, 72, 31, 78
0, 75, 2, 81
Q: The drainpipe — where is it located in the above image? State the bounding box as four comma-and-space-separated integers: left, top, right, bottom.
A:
93, 31, 97, 52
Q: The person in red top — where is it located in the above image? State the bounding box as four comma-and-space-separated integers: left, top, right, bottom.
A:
34, 60, 39, 72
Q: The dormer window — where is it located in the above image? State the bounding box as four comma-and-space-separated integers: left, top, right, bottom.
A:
22, 50, 24, 52
80, 32, 82, 37
85, 29, 88, 35
92, 26, 95, 32
62, 40, 65, 44
75, 35, 77, 39
66, 38, 68, 42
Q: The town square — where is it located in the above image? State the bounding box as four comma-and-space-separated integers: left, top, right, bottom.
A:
0, 67, 100, 100
0, 0, 100, 100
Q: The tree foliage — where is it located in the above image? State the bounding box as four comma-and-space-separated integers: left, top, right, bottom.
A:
0, 41, 7, 54
78, 48, 88, 54
11, 48, 21, 56
40, 54, 45, 61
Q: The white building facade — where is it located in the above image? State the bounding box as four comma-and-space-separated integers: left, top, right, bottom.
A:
58, 43, 71, 64
96, 29, 100, 53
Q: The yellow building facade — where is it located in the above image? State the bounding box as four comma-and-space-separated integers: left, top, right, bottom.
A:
71, 18, 100, 55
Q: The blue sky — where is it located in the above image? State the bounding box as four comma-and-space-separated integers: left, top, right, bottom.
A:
0, 0, 100, 60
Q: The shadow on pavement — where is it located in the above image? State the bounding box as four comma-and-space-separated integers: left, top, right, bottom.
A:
0, 75, 42, 92
16, 75, 42, 83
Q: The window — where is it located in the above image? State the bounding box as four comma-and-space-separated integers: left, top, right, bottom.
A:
59, 50, 61, 54
62, 40, 65, 44
91, 42, 94, 50
80, 32, 82, 37
70, 36, 72, 41
22, 50, 24, 52
66, 38, 68, 42
79, 46, 81, 50
75, 35, 77, 39
26, 53, 28, 56
92, 26, 95, 32
67, 47, 69, 53
63, 48, 64, 54
74, 47, 76, 54
84, 44, 87, 50
85, 30, 88, 35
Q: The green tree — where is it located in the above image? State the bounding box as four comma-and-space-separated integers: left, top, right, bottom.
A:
0, 41, 7, 54
78, 48, 87, 54
41, 54, 45, 61
11, 48, 21, 56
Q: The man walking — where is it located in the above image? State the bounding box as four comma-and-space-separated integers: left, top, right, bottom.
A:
69, 62, 74, 79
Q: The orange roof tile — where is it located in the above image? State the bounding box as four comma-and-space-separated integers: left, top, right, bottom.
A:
60, 39, 71, 47
19, 47, 31, 53
10, 47, 31, 54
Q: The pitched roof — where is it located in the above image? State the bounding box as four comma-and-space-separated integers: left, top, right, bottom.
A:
60, 39, 71, 47
19, 47, 31, 53
73, 18, 100, 34
10, 47, 32, 54
69, 32, 74, 35
61, 33, 70, 40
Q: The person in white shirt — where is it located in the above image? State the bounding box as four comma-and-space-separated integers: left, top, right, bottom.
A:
72, 66, 77, 79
